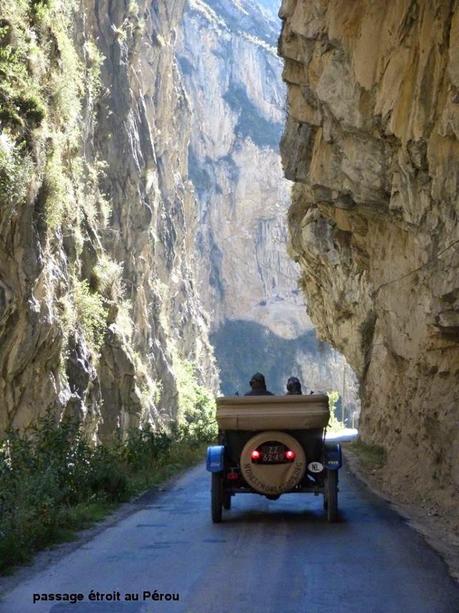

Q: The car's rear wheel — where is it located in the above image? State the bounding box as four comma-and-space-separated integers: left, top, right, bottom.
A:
326, 469, 338, 522
211, 472, 223, 523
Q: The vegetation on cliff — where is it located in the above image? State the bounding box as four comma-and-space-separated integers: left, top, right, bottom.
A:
0, 0, 217, 437
0, 0, 113, 430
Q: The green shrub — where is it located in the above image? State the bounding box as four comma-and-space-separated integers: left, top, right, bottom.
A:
0, 32, 45, 132
173, 354, 217, 441
327, 390, 344, 433
14, 92, 45, 125
88, 446, 130, 501
123, 425, 172, 470
0, 411, 213, 572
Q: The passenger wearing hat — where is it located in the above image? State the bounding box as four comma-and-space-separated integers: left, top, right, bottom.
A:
286, 376, 302, 395
244, 372, 274, 396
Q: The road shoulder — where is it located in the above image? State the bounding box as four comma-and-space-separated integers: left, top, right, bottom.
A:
343, 446, 459, 583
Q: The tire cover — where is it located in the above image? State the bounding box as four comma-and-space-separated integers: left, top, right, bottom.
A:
240, 431, 306, 495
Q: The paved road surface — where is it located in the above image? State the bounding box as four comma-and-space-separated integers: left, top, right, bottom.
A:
1, 464, 458, 613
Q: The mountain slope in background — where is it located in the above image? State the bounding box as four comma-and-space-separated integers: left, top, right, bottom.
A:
178, 0, 358, 405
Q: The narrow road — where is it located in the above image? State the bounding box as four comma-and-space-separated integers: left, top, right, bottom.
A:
1, 464, 458, 613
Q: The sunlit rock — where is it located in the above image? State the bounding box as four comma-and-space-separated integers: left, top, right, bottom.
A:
279, 0, 459, 517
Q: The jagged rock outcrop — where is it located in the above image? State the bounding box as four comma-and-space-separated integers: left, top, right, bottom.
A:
0, 0, 217, 438
279, 0, 459, 517
177, 0, 358, 401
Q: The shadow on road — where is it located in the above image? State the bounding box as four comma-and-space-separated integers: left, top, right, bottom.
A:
220, 506, 348, 526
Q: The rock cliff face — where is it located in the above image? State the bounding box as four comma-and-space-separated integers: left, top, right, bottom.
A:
177, 0, 358, 401
178, 0, 299, 336
279, 0, 459, 514
0, 0, 217, 438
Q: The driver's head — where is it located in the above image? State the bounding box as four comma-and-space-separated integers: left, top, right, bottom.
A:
286, 376, 302, 394
250, 372, 266, 390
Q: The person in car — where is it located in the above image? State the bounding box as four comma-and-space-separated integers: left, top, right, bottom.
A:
244, 372, 274, 396
286, 376, 302, 395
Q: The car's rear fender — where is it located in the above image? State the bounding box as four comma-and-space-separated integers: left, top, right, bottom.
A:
324, 442, 342, 470
206, 445, 225, 472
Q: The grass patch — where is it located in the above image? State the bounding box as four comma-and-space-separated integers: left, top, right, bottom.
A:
59, 500, 118, 532
346, 440, 386, 469
0, 415, 213, 574
73, 279, 108, 355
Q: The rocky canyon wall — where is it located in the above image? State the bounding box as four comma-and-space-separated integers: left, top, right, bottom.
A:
0, 0, 217, 439
177, 0, 358, 402
279, 0, 459, 516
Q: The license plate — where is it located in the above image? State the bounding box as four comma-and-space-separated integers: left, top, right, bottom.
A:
260, 445, 285, 463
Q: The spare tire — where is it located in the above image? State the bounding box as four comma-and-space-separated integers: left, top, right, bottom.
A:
240, 431, 306, 495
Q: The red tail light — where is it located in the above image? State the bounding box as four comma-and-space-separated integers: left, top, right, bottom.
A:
251, 450, 261, 461
227, 471, 239, 480
285, 450, 296, 462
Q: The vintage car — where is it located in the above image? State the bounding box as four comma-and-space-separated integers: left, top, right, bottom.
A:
206, 394, 342, 523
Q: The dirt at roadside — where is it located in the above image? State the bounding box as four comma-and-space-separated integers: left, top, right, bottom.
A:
343, 446, 459, 583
